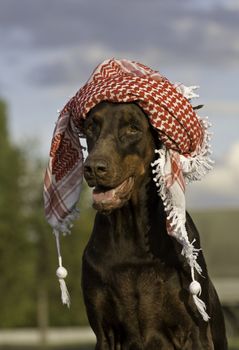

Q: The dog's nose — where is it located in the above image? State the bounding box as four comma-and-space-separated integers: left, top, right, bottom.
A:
84, 159, 108, 178
94, 160, 108, 176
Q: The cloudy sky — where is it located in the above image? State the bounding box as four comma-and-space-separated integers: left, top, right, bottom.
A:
0, 0, 239, 208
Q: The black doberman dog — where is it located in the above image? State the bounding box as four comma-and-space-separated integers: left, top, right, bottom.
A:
82, 101, 227, 350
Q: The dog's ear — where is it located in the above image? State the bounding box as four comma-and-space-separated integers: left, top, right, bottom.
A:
150, 124, 162, 150
193, 104, 204, 110
81, 117, 88, 135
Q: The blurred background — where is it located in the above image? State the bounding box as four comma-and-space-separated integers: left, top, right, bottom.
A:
0, 0, 238, 349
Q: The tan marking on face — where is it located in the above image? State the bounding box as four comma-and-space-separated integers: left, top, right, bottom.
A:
123, 154, 146, 177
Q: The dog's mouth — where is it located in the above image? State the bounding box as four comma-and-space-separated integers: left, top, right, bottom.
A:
92, 177, 134, 213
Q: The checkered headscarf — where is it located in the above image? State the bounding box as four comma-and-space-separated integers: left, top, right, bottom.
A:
44, 58, 213, 319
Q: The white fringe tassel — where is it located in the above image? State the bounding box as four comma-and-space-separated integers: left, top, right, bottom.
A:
58, 277, 70, 308
51, 207, 80, 307
54, 230, 71, 308
189, 278, 210, 322
193, 294, 210, 322
175, 83, 214, 184
180, 117, 214, 185
151, 136, 211, 321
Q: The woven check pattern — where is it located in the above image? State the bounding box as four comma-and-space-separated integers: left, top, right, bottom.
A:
44, 58, 204, 232
66, 59, 203, 155
165, 151, 185, 192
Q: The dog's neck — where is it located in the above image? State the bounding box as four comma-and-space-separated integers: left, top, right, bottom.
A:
101, 169, 173, 261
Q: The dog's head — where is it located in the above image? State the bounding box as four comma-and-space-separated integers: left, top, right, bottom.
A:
83, 101, 158, 213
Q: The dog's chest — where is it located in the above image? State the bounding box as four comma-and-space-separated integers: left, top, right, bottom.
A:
83, 248, 183, 323
82, 211, 189, 329
102, 260, 176, 307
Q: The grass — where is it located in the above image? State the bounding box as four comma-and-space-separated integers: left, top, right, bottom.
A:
1, 339, 239, 350
0, 346, 93, 350
229, 337, 239, 349
191, 209, 239, 278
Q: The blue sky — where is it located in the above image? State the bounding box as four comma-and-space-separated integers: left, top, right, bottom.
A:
0, 0, 239, 208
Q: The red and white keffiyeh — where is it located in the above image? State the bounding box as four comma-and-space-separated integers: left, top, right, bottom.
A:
44, 58, 213, 319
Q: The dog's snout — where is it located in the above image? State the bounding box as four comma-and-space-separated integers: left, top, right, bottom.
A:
84, 158, 108, 179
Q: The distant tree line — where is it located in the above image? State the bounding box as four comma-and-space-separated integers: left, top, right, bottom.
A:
0, 99, 94, 328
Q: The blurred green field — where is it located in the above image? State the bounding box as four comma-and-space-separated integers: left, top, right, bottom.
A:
229, 339, 239, 350
0, 341, 238, 350
192, 209, 239, 279
0, 347, 93, 350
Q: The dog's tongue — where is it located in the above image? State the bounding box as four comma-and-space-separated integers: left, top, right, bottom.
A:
93, 187, 116, 203
92, 177, 134, 211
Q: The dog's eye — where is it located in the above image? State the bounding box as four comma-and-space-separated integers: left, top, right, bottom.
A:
128, 124, 140, 134
119, 124, 142, 144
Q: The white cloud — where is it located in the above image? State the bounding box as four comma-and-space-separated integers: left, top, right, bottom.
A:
205, 100, 239, 115
207, 142, 239, 196
188, 141, 239, 208
1, 0, 239, 68
228, 143, 239, 175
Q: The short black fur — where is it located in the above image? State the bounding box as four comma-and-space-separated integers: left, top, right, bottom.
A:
82, 101, 227, 350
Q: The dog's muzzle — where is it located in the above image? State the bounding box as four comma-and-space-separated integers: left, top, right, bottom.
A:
92, 177, 134, 213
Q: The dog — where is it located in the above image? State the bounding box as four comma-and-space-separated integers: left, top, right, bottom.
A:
82, 101, 227, 350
